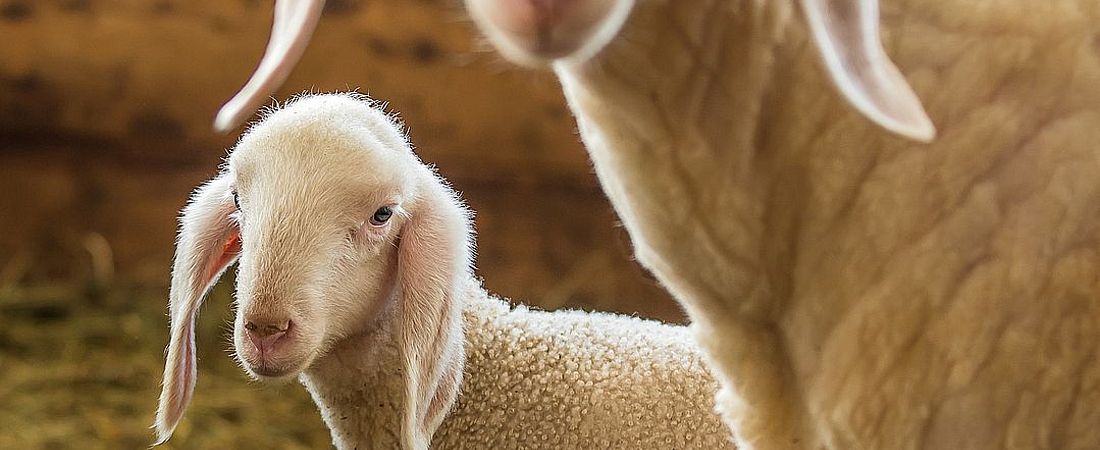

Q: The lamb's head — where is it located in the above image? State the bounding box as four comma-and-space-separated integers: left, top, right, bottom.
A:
213, 0, 933, 142
226, 95, 419, 381
156, 94, 471, 450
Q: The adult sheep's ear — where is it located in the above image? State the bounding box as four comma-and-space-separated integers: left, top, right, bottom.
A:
214, 0, 326, 133
153, 173, 242, 445
396, 178, 470, 450
799, 0, 936, 142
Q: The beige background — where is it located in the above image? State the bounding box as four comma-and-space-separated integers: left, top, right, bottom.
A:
0, 1, 681, 448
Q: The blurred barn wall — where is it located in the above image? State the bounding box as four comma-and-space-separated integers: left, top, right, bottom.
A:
0, 0, 682, 321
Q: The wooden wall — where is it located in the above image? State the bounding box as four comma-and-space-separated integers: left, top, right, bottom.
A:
0, 0, 682, 322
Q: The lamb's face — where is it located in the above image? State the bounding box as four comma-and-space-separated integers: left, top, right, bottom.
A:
465, 0, 635, 65
225, 95, 418, 381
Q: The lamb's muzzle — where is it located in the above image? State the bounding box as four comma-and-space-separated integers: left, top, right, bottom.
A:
242, 318, 292, 374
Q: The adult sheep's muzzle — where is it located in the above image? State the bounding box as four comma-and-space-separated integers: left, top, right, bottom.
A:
465, 0, 635, 65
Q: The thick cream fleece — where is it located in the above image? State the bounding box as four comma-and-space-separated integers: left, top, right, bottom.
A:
549, 1, 1100, 449
301, 279, 735, 449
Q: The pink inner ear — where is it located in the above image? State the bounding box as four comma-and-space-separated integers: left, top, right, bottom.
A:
205, 231, 242, 282
172, 319, 197, 423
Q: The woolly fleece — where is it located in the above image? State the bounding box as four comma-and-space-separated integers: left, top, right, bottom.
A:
302, 279, 736, 449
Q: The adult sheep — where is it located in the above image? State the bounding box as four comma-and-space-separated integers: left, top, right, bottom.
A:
212, 1, 1100, 449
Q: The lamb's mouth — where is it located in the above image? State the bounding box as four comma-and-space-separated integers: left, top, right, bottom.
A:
240, 346, 320, 382
246, 360, 307, 381
251, 364, 292, 378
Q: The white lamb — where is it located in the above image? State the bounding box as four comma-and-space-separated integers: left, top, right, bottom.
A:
153, 93, 735, 450
211, 1, 1100, 449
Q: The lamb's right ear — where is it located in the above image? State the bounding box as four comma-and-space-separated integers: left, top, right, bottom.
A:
152, 174, 242, 445
799, 0, 936, 142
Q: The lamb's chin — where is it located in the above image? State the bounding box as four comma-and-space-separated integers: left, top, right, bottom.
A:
239, 351, 317, 383
245, 365, 297, 382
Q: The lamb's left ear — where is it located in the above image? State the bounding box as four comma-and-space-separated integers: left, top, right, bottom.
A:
214, 0, 326, 133
800, 0, 936, 142
395, 177, 470, 450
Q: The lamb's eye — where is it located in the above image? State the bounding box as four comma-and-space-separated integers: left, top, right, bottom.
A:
232, 191, 241, 210
369, 206, 393, 226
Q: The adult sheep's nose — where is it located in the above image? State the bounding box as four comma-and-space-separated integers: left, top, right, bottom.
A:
466, 0, 634, 63
244, 319, 291, 354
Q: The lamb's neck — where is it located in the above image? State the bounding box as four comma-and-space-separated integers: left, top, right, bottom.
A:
298, 310, 407, 449
553, 0, 799, 321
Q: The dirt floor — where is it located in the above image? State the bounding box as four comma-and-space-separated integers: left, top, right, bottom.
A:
0, 279, 334, 449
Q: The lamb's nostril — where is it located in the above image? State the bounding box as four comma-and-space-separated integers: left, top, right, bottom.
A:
245, 319, 291, 338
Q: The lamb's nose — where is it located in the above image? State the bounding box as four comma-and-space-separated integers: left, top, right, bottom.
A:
244, 319, 290, 353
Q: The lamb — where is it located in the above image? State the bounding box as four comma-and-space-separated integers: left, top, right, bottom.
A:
154, 93, 735, 450
210, 1, 1100, 449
